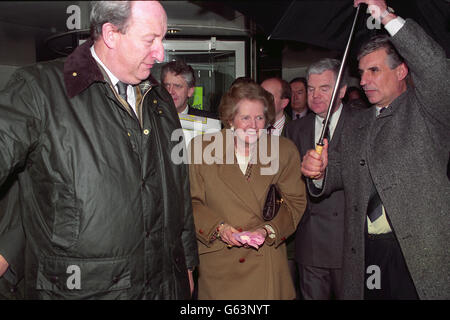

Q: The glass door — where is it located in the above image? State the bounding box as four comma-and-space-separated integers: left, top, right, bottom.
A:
152, 38, 246, 115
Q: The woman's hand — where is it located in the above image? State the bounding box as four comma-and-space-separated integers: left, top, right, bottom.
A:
218, 223, 242, 247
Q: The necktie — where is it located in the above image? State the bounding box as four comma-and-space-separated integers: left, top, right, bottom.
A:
116, 81, 129, 103
296, 114, 300, 119
117, 81, 139, 122
367, 185, 383, 223
377, 107, 386, 117
324, 125, 331, 142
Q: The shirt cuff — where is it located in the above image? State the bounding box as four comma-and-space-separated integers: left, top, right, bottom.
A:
384, 16, 406, 36
312, 178, 324, 189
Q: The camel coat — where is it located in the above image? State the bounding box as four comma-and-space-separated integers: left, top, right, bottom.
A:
189, 129, 307, 300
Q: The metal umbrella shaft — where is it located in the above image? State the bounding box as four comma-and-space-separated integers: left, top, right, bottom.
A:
316, 4, 362, 155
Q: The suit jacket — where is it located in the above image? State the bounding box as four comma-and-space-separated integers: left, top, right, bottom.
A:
286, 106, 349, 269
189, 129, 307, 299
309, 20, 450, 300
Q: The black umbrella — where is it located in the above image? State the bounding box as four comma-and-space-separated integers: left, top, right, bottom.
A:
232, 0, 450, 58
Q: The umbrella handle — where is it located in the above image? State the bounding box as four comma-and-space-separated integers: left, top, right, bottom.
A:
315, 143, 324, 155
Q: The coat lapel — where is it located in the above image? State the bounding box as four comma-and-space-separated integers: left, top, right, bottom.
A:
215, 130, 262, 216
247, 134, 279, 206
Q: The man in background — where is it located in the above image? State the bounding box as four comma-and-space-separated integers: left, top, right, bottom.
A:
261, 77, 291, 136
288, 77, 309, 120
286, 58, 348, 300
161, 60, 217, 119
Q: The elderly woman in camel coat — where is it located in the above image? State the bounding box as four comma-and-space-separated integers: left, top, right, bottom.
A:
189, 82, 307, 299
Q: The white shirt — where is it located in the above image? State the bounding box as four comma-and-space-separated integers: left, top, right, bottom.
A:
314, 103, 343, 145
179, 105, 189, 114
293, 109, 308, 120
384, 16, 406, 36
270, 115, 286, 136
90, 46, 137, 115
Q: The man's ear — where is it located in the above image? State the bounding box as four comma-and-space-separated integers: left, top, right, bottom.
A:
187, 86, 195, 98
396, 62, 408, 81
281, 98, 290, 110
339, 85, 348, 99
101, 23, 120, 49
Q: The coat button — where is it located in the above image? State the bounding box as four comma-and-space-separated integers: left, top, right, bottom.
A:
239, 258, 245, 263
351, 247, 356, 254
281, 237, 286, 241
72, 72, 77, 77
333, 212, 338, 216
112, 276, 120, 284
359, 159, 366, 166
199, 229, 204, 234
50, 275, 59, 283
143, 129, 150, 135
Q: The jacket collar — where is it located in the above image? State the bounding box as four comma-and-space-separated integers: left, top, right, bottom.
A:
64, 39, 159, 99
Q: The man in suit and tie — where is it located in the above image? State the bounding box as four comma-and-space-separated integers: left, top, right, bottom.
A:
287, 77, 310, 120
286, 58, 348, 299
301, 0, 449, 299
261, 77, 292, 136
161, 60, 217, 119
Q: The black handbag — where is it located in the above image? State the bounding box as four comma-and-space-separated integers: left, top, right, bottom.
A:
262, 184, 283, 221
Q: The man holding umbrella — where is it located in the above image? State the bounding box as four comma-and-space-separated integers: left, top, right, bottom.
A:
301, 0, 449, 299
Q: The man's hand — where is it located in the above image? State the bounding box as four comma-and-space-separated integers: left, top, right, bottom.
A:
354, 0, 396, 24
0, 254, 9, 277
354, 0, 387, 12
301, 139, 329, 180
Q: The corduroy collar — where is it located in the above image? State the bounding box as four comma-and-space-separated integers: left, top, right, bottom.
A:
63, 39, 159, 99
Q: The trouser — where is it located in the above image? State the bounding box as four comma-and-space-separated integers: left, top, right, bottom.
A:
364, 232, 419, 300
298, 264, 342, 300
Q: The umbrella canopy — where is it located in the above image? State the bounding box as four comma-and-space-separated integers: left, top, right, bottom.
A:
232, 0, 450, 58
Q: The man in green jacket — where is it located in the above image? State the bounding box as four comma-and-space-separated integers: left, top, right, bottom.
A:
0, 1, 198, 299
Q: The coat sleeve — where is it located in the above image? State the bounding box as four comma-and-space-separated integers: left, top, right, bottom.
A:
259, 140, 307, 247
180, 159, 200, 270
0, 176, 25, 286
188, 164, 224, 247
188, 135, 227, 248
392, 19, 450, 130
0, 68, 44, 186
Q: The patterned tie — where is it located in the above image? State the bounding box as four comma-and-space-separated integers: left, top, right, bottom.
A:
367, 187, 383, 223
116, 81, 128, 103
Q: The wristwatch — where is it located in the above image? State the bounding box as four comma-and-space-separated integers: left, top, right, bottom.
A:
380, 6, 395, 20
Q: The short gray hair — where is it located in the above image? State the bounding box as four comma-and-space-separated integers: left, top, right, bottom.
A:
307, 58, 348, 88
161, 60, 196, 88
90, 1, 132, 41
357, 35, 404, 69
